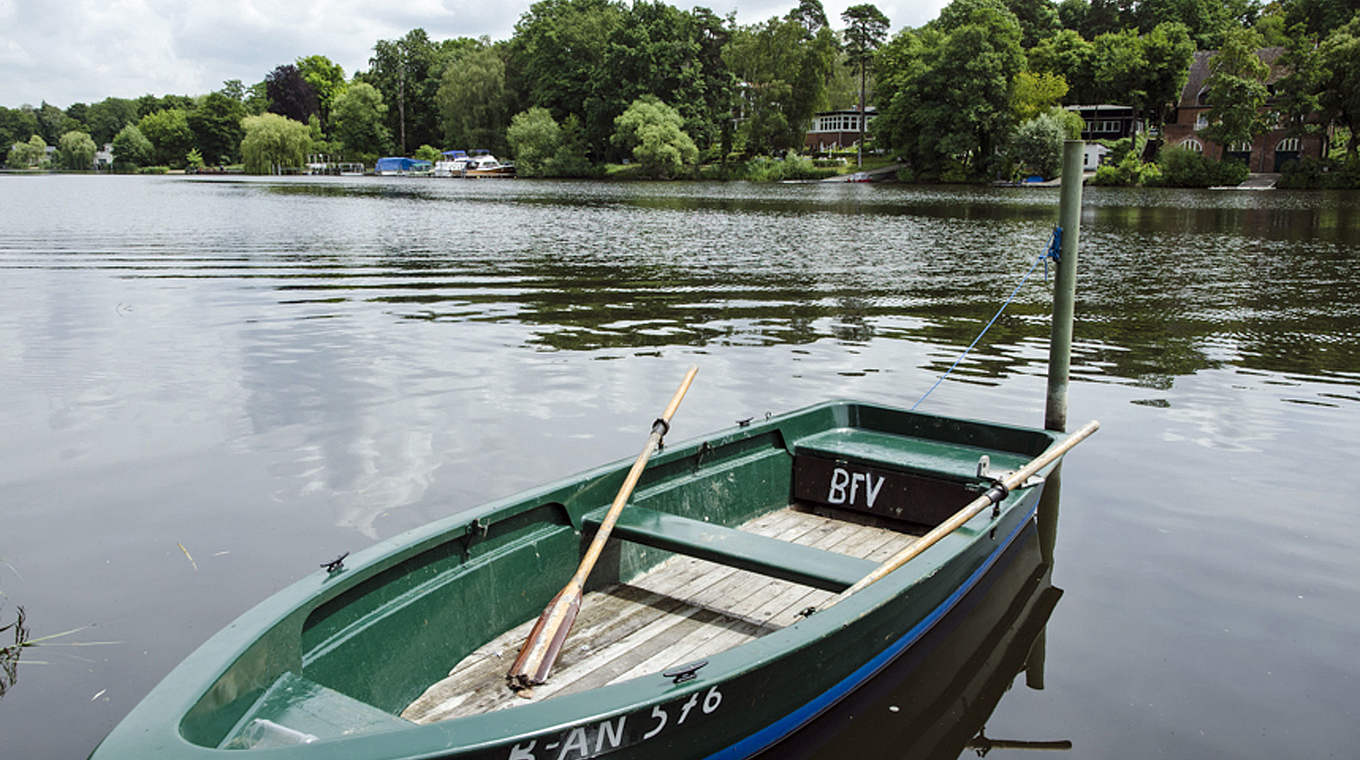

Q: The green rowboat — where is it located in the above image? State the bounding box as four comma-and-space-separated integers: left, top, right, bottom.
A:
90, 399, 1087, 760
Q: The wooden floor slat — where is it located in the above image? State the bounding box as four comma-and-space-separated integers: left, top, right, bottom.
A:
403, 506, 918, 724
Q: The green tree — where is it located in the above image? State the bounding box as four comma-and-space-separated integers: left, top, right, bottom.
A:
85, 97, 138, 146
506, 106, 562, 176
724, 13, 839, 155
788, 0, 830, 32
187, 92, 245, 165
6, 135, 46, 168
295, 55, 347, 131
1028, 29, 1095, 101
1273, 24, 1327, 140
436, 42, 510, 152
0, 106, 40, 151
110, 124, 153, 171
221, 79, 246, 102
240, 113, 312, 174
57, 130, 96, 170
611, 97, 698, 177
137, 108, 194, 167
1088, 29, 1148, 108
330, 82, 390, 159
1200, 27, 1270, 152
1285, 0, 1360, 38
365, 29, 451, 154
244, 81, 270, 115
1012, 70, 1070, 121
1319, 15, 1360, 155
1133, 0, 1231, 48
549, 115, 598, 176
1137, 22, 1195, 130
1076, 0, 1125, 39
876, 0, 1027, 179
36, 102, 80, 145
1005, 0, 1061, 47
509, 0, 628, 157
842, 4, 891, 166
1010, 109, 1069, 177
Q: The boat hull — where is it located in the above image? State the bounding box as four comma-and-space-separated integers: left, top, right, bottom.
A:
91, 401, 1059, 759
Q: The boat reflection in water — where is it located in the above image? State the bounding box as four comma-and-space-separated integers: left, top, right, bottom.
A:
766, 518, 1066, 760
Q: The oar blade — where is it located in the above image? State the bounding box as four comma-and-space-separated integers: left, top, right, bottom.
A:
506, 585, 582, 693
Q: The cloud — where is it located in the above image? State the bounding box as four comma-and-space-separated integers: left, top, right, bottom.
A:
1, 0, 947, 107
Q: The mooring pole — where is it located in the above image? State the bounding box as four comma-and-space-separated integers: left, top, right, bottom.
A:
1038, 140, 1085, 565
1045, 140, 1085, 433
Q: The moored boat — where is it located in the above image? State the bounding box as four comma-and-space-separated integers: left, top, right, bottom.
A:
464, 153, 515, 178
90, 393, 1093, 759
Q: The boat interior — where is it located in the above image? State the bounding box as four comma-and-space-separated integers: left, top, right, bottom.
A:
179, 403, 1054, 749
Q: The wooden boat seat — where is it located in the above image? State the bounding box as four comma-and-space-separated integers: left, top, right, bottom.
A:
221, 671, 410, 748
582, 506, 879, 592
793, 428, 1029, 482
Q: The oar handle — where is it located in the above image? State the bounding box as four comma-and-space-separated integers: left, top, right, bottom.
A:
573, 365, 698, 585
831, 420, 1099, 601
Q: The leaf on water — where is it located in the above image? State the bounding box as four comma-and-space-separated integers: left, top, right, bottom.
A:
178, 542, 199, 571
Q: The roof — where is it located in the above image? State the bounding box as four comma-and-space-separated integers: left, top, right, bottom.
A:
1065, 104, 1134, 111
1179, 47, 1286, 107
813, 107, 878, 116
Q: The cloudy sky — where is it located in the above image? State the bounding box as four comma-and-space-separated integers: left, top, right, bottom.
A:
0, 0, 949, 108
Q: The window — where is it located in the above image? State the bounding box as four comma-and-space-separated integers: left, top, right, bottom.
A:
1228, 141, 1251, 153
1195, 113, 1208, 129
1277, 137, 1301, 152
1179, 139, 1204, 153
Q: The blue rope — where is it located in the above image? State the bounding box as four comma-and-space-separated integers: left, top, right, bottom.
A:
910, 227, 1062, 411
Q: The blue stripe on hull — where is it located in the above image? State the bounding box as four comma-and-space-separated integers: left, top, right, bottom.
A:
706, 505, 1039, 760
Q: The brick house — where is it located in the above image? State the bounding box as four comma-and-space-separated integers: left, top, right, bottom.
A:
803, 108, 875, 153
1161, 47, 1326, 172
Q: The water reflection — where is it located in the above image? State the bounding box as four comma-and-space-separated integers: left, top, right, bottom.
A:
766, 524, 1063, 759
5, 179, 1354, 405
0, 606, 28, 699
4, 177, 1348, 403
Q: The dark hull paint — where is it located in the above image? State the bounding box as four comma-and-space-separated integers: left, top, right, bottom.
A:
763, 522, 1061, 760
89, 401, 1060, 760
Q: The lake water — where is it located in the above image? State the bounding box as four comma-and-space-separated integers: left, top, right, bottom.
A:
1, 175, 1357, 758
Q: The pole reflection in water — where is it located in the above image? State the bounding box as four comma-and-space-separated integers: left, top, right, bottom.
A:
765, 511, 1065, 759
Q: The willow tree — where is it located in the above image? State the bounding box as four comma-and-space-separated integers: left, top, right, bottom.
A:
436, 43, 510, 153
57, 131, 96, 170
240, 113, 311, 174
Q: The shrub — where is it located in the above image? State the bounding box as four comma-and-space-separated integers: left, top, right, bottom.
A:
1277, 155, 1360, 189
741, 150, 839, 181
1156, 146, 1249, 187
1089, 151, 1160, 186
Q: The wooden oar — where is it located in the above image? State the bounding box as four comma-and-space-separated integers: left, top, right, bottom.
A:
507, 365, 699, 694
823, 419, 1100, 608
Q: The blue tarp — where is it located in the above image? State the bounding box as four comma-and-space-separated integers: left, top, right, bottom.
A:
375, 157, 432, 173
441, 150, 467, 158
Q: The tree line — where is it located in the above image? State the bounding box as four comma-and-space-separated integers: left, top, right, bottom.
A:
3, 0, 1360, 181
876, 0, 1360, 183
0, 1, 866, 176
